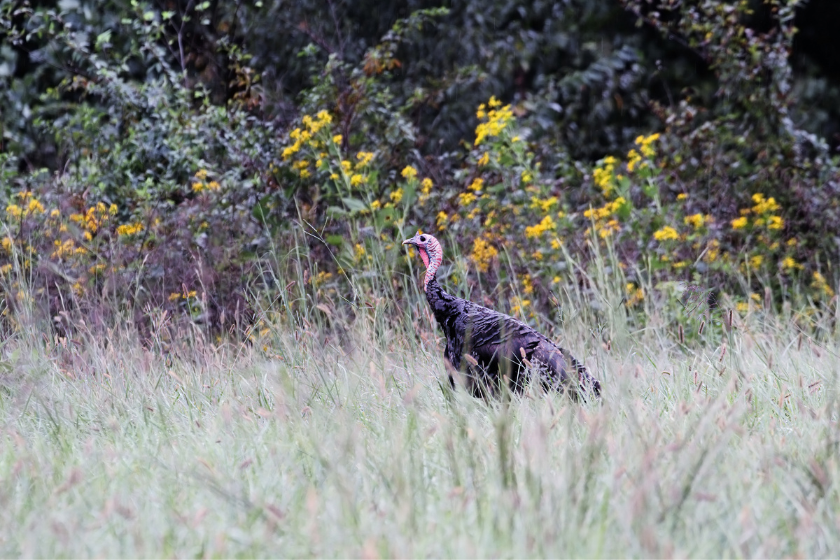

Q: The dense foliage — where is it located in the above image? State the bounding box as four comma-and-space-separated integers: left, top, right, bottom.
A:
1, 0, 838, 338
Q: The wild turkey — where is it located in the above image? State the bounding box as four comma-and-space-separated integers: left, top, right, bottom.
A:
403, 231, 601, 399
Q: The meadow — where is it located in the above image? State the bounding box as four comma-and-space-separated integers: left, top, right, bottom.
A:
3, 0, 840, 556
2, 255, 839, 558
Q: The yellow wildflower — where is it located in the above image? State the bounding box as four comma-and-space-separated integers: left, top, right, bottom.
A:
781, 257, 799, 271
521, 170, 533, 183
749, 255, 763, 268
468, 178, 484, 191
677, 193, 688, 201
731, 216, 748, 229
635, 133, 660, 158
683, 213, 705, 229
599, 219, 620, 238
525, 215, 556, 239
390, 188, 403, 204
195, 169, 208, 180
116, 222, 144, 237
351, 174, 365, 187
354, 243, 366, 260
27, 199, 45, 215
436, 211, 448, 231
207, 181, 221, 191
459, 192, 477, 206
5, 204, 22, 220
421, 178, 433, 196
812, 271, 835, 298
653, 225, 679, 241
627, 149, 642, 173
332, 134, 343, 145
356, 151, 375, 168
474, 99, 513, 145
530, 196, 558, 213
768, 216, 784, 230
477, 152, 489, 166
401, 166, 418, 180
471, 237, 498, 273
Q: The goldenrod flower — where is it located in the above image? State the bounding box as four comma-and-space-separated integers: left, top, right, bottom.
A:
474, 99, 513, 145
116, 222, 144, 237
421, 178, 433, 196
749, 255, 763, 268
401, 165, 418, 180
350, 174, 364, 187
653, 225, 679, 241
468, 178, 483, 191
332, 134, 343, 145
683, 213, 705, 229
731, 216, 748, 229
27, 199, 45, 215
477, 152, 489, 166
627, 149, 642, 173
356, 151, 375, 168
471, 238, 498, 273
458, 192, 477, 206
525, 215, 556, 238
6, 204, 22, 220
781, 257, 800, 271
677, 193, 688, 201
812, 271, 835, 298
768, 216, 784, 230
436, 211, 448, 231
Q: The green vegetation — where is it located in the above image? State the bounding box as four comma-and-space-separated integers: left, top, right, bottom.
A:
1, 242, 839, 556
2, 0, 840, 556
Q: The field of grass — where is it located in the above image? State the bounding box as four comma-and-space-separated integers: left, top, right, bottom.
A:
1, 263, 840, 558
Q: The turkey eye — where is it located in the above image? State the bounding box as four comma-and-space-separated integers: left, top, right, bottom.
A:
420, 235, 427, 242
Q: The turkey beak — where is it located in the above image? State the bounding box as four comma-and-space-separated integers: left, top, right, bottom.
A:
402, 237, 415, 247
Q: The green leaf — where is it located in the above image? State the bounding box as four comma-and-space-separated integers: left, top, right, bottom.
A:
326, 206, 348, 217
341, 197, 367, 214
95, 31, 112, 49
252, 195, 272, 222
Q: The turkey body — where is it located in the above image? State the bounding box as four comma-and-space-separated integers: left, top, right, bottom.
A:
425, 276, 600, 399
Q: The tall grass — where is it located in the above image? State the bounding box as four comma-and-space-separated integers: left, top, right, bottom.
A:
1, 234, 839, 557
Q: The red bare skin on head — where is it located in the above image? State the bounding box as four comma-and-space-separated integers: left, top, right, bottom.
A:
418, 247, 430, 268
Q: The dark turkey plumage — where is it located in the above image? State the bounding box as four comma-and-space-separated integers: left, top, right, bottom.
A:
403, 231, 601, 399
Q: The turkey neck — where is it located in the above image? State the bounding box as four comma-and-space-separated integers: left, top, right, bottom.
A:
424, 275, 460, 326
